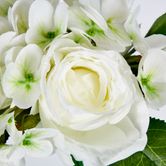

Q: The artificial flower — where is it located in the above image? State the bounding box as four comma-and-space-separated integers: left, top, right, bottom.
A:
2, 44, 43, 109
68, 0, 131, 51
8, 0, 34, 34
25, 0, 68, 48
39, 39, 149, 165
138, 48, 166, 108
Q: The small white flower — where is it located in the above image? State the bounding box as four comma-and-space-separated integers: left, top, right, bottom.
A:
68, 0, 131, 51
81, 0, 131, 43
2, 44, 43, 109
8, 0, 34, 34
0, 112, 59, 164
0, 112, 23, 166
19, 128, 59, 158
69, 5, 121, 51
0, 32, 25, 109
138, 49, 166, 109
25, 0, 68, 48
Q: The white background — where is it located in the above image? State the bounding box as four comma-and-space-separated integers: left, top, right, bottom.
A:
26, 0, 166, 165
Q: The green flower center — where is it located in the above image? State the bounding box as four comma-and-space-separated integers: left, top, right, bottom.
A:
140, 74, 157, 95
8, 117, 12, 124
23, 139, 32, 146
25, 73, 34, 82
45, 32, 56, 39
17, 73, 35, 90
22, 134, 32, 146
85, 20, 104, 37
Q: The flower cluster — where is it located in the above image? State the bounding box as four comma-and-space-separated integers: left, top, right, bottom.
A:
0, 0, 166, 166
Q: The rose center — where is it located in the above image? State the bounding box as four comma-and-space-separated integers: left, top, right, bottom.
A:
66, 67, 100, 109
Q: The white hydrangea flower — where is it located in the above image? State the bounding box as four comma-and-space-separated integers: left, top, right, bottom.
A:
0, 112, 23, 166
81, 0, 131, 45
17, 128, 61, 158
138, 49, 166, 109
0, 110, 60, 165
0, 32, 26, 109
68, 0, 131, 51
25, 0, 68, 48
8, 0, 34, 34
2, 44, 43, 109
19, 128, 59, 158
0, 128, 58, 165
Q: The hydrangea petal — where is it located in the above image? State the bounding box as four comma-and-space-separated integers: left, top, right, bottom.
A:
54, 0, 68, 34
28, 0, 53, 30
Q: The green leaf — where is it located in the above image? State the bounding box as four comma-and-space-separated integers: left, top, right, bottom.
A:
0, 106, 10, 115
14, 108, 30, 130
110, 152, 156, 166
21, 114, 40, 130
14, 108, 40, 131
0, 106, 16, 116
71, 155, 84, 166
110, 118, 166, 166
125, 55, 142, 76
146, 13, 166, 37
0, 130, 9, 145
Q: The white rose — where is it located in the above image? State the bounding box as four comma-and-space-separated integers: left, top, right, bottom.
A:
39, 39, 149, 165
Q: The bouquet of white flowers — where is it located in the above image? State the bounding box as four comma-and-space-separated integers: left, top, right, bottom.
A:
0, 0, 166, 166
